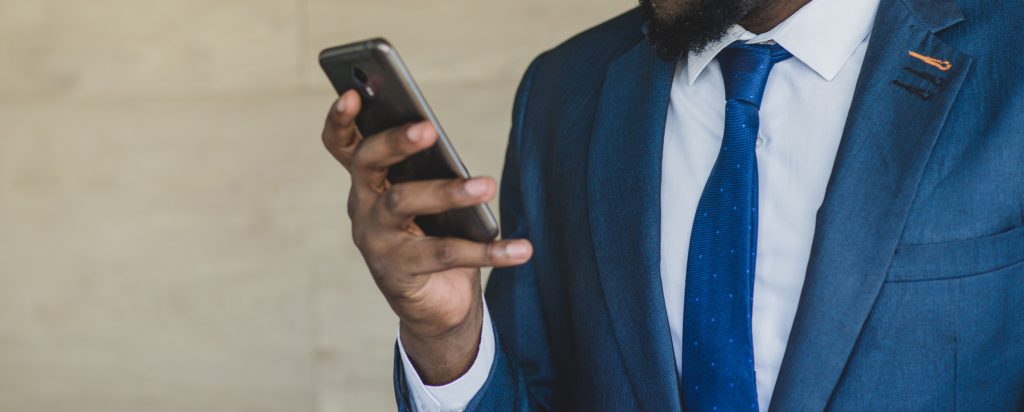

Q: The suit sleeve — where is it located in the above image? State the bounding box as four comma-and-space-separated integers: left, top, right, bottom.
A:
393, 55, 558, 411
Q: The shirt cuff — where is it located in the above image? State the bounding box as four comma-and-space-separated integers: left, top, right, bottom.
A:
398, 300, 495, 412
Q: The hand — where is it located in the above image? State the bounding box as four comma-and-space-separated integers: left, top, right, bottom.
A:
321, 90, 533, 384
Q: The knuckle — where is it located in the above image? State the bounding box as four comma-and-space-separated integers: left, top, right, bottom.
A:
326, 139, 355, 169
366, 252, 390, 275
325, 114, 341, 130
320, 127, 332, 146
351, 143, 384, 173
338, 153, 354, 169
445, 179, 466, 202
327, 111, 343, 127
483, 242, 497, 263
353, 230, 387, 260
322, 125, 340, 149
388, 126, 408, 143
381, 187, 404, 214
346, 191, 359, 219
350, 144, 368, 167
351, 227, 370, 249
433, 241, 459, 266
349, 204, 380, 249
323, 126, 349, 147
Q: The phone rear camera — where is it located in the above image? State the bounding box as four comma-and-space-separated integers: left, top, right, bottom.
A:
351, 66, 375, 98
352, 66, 369, 85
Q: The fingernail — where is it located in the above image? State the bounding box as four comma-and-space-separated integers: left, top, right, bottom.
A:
464, 178, 489, 196
407, 125, 423, 142
505, 241, 530, 259
335, 96, 346, 112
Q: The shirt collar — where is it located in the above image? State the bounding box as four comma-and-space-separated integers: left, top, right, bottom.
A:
684, 0, 881, 85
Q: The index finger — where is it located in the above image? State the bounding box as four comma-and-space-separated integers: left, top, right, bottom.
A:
322, 90, 363, 167
350, 121, 438, 177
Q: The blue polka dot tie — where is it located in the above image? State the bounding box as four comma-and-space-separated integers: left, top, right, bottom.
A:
681, 42, 792, 411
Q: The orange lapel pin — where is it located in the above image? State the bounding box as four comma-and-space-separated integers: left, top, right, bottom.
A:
909, 51, 953, 71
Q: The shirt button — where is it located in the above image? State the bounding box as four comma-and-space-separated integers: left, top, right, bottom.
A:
756, 136, 766, 148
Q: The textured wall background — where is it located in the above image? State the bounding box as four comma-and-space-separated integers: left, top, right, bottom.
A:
0, 1, 631, 411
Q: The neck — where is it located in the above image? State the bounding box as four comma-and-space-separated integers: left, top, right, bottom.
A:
739, 0, 811, 34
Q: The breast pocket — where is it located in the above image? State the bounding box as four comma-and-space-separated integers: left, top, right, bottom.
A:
888, 224, 1024, 282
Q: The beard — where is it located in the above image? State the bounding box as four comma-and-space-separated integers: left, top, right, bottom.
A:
638, 0, 763, 60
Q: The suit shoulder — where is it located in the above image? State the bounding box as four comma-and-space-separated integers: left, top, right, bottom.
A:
507, 10, 647, 169
530, 8, 646, 80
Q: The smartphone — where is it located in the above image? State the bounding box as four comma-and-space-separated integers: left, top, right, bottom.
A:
319, 38, 500, 242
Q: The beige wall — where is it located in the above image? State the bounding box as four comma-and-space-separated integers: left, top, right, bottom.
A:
0, 0, 631, 411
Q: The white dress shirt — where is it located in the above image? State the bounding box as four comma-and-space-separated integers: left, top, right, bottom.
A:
399, 0, 880, 410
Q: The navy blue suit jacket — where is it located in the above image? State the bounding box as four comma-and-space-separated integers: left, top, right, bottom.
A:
396, 0, 1024, 409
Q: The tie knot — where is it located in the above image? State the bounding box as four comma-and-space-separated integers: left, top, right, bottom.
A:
718, 42, 792, 108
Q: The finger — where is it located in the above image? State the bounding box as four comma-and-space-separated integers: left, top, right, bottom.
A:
375, 177, 497, 227
322, 90, 364, 167
400, 238, 533, 275
351, 121, 438, 177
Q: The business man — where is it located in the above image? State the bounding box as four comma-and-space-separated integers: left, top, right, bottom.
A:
321, 0, 1024, 409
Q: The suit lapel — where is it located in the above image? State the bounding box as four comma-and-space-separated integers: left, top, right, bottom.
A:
587, 37, 680, 410
770, 0, 972, 409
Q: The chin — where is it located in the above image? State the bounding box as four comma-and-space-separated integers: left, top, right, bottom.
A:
639, 0, 760, 60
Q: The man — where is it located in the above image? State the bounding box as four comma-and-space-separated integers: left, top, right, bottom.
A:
321, 0, 1024, 409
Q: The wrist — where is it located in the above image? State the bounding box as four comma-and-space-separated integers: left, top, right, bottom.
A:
399, 299, 484, 385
